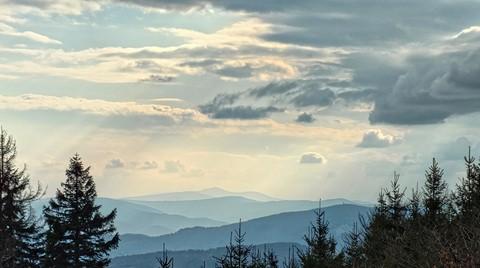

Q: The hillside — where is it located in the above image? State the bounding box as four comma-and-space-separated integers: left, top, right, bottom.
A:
109, 242, 305, 268
33, 198, 225, 236
129, 196, 366, 223
114, 204, 371, 257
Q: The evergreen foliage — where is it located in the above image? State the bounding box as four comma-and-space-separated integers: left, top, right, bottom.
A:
157, 244, 174, 268
0, 128, 43, 268
43, 154, 119, 268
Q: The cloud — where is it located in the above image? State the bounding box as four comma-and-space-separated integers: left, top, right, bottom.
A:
139, 74, 175, 83
296, 112, 315, 123
369, 46, 480, 125
200, 81, 375, 120
204, 106, 283, 120
357, 129, 400, 148
436, 137, 473, 161
0, 94, 207, 127
162, 160, 186, 173
290, 87, 335, 108
105, 159, 125, 169
139, 161, 159, 170
0, 23, 62, 44
299, 152, 326, 164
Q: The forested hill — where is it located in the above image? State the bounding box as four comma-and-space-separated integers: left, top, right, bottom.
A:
110, 243, 305, 268
114, 204, 371, 257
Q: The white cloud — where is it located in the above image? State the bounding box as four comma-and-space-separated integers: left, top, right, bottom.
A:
299, 152, 326, 164
0, 94, 208, 125
0, 23, 62, 44
357, 129, 401, 148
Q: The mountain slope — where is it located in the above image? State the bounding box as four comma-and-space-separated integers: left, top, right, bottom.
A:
126, 187, 279, 202
33, 198, 225, 236
129, 196, 364, 223
109, 242, 304, 268
114, 204, 371, 257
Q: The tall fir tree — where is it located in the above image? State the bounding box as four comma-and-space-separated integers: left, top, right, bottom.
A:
298, 201, 338, 268
423, 158, 448, 224
157, 244, 174, 268
0, 128, 43, 268
343, 222, 363, 268
455, 147, 480, 217
43, 154, 119, 268
215, 220, 251, 268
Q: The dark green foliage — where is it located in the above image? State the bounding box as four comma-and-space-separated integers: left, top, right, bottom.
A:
343, 223, 363, 268
423, 158, 448, 224
215, 221, 283, 268
0, 128, 43, 268
43, 154, 119, 268
298, 203, 340, 268
157, 244, 174, 268
282, 246, 299, 268
215, 221, 252, 268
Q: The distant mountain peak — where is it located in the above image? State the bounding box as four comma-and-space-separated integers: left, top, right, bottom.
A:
125, 187, 280, 202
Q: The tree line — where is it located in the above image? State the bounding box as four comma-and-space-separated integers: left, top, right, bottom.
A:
0, 128, 119, 268
162, 156, 480, 267
3, 125, 480, 267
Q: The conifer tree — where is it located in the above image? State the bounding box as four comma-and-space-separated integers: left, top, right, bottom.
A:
43, 154, 119, 268
386, 172, 407, 224
298, 202, 337, 268
282, 246, 298, 268
423, 158, 448, 224
343, 222, 363, 268
0, 128, 43, 267
157, 244, 174, 268
215, 221, 251, 268
408, 183, 422, 222
455, 147, 480, 217
250, 247, 278, 268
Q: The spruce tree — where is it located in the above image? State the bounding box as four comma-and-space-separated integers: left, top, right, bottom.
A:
423, 158, 448, 224
343, 222, 363, 268
215, 221, 251, 268
455, 147, 480, 217
386, 172, 407, 224
43, 154, 119, 268
282, 246, 298, 268
157, 244, 174, 268
0, 128, 43, 268
298, 202, 337, 268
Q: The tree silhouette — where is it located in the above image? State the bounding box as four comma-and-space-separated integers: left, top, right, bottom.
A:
157, 243, 174, 268
43, 154, 119, 267
423, 158, 448, 224
298, 201, 338, 268
0, 128, 43, 267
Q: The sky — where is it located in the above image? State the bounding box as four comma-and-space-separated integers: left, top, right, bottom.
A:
1, 0, 480, 201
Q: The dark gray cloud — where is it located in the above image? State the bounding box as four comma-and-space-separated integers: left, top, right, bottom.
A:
208, 106, 282, 119
290, 87, 335, 107
337, 88, 377, 103
249, 81, 298, 98
369, 48, 480, 125
214, 64, 254, 79
110, 0, 480, 49
140, 74, 175, 83
200, 81, 376, 120
296, 112, 315, 123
